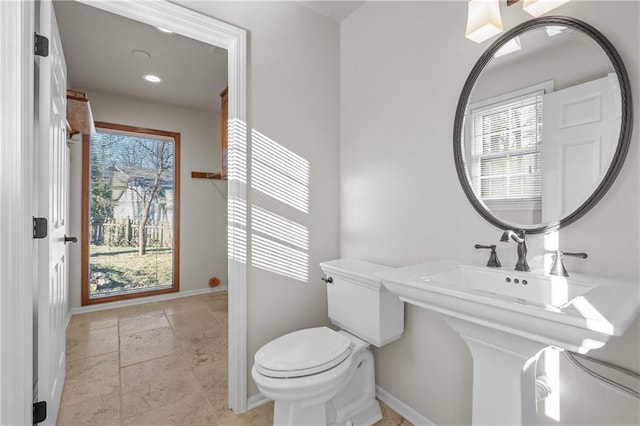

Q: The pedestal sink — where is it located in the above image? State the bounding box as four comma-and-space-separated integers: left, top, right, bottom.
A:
377, 260, 639, 425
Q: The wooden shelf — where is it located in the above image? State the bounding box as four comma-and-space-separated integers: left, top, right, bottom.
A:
191, 171, 226, 180
192, 87, 228, 182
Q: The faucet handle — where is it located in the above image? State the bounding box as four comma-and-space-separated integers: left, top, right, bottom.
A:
548, 250, 588, 277
475, 244, 502, 268
563, 252, 588, 259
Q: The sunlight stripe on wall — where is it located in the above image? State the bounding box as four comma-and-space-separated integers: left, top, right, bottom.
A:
252, 129, 309, 213
252, 205, 309, 250
251, 234, 309, 282
228, 118, 247, 183
227, 118, 248, 264
228, 197, 247, 264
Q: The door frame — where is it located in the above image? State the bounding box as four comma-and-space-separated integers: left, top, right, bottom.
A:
0, 1, 36, 424
0, 0, 249, 420
73, 0, 249, 413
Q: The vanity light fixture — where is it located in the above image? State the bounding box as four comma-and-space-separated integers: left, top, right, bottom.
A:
466, 0, 570, 43
465, 0, 504, 44
142, 74, 162, 83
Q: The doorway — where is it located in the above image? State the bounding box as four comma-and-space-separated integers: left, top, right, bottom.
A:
62, 0, 249, 413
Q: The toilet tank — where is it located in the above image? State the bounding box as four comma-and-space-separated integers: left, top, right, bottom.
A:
319, 259, 404, 347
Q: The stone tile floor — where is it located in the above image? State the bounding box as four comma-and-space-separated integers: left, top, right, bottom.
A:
58, 292, 411, 425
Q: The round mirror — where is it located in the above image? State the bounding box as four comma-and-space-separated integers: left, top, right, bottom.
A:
454, 17, 632, 233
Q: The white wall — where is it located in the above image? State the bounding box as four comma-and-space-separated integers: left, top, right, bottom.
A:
341, 1, 639, 425
69, 90, 228, 307
173, 1, 341, 396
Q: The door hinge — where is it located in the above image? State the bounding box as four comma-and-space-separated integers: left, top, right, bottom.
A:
34, 33, 49, 57
33, 217, 47, 239
33, 401, 47, 424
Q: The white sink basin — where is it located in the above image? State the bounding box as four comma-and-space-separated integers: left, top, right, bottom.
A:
377, 260, 639, 425
424, 264, 596, 309
378, 260, 639, 349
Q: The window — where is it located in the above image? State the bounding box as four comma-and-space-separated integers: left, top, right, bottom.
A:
81, 122, 180, 305
465, 81, 552, 210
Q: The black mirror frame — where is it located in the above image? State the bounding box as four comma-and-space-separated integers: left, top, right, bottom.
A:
453, 16, 633, 234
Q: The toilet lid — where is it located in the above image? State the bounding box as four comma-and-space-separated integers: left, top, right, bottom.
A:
254, 327, 352, 378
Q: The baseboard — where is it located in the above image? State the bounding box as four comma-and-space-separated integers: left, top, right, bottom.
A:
64, 310, 72, 330
247, 393, 270, 411
376, 385, 437, 426
244, 387, 435, 425
70, 285, 228, 315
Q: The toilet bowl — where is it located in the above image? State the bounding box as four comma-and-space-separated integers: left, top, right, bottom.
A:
252, 327, 379, 425
251, 259, 404, 426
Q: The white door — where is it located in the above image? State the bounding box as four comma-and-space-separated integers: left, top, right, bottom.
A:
541, 74, 620, 222
36, 1, 69, 423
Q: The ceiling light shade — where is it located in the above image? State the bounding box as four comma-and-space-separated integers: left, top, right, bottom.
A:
522, 0, 570, 17
494, 36, 521, 57
466, 0, 504, 44
142, 74, 162, 83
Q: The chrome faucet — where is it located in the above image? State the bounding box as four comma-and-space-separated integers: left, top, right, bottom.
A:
500, 230, 530, 272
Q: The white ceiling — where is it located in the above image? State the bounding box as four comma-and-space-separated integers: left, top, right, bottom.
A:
53, 1, 364, 113
298, 1, 366, 22
53, 1, 228, 113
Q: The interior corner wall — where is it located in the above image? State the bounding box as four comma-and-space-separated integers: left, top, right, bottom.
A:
340, 1, 639, 425
172, 1, 341, 397
68, 90, 228, 308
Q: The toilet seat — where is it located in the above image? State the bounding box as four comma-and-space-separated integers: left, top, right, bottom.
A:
254, 327, 352, 378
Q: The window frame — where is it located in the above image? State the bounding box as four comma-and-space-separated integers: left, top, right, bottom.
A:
81, 121, 181, 306
464, 80, 553, 211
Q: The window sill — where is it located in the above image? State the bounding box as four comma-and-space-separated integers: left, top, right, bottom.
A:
484, 199, 541, 211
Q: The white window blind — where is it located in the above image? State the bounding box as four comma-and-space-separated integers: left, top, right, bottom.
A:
469, 89, 544, 208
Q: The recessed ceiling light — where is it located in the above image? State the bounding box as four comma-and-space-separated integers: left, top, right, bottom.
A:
132, 49, 151, 60
142, 74, 162, 83
154, 26, 174, 34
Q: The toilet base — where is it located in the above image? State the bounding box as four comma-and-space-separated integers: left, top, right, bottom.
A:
272, 398, 382, 426
274, 401, 327, 426
272, 347, 381, 426
331, 399, 381, 426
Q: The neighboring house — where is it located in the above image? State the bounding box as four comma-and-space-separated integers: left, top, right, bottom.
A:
109, 165, 174, 224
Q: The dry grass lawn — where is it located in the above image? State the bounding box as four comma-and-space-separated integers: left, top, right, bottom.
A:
89, 245, 173, 296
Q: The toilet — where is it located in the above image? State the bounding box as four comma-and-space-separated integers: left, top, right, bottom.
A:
251, 258, 404, 426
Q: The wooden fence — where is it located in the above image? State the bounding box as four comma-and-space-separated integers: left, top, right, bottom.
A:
91, 218, 173, 248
